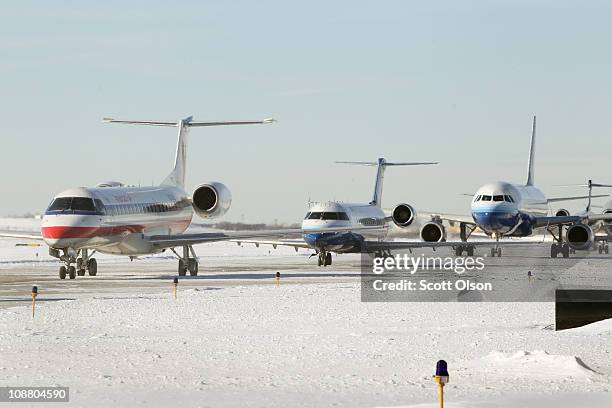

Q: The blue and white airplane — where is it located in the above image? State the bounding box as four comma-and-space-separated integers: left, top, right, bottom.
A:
238, 158, 442, 266
425, 116, 612, 258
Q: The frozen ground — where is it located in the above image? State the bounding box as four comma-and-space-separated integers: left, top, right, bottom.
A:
0, 219, 611, 407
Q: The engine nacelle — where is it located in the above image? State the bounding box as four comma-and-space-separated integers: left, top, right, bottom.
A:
420, 221, 447, 242
192, 182, 232, 219
566, 224, 594, 250
555, 209, 570, 217
391, 203, 416, 228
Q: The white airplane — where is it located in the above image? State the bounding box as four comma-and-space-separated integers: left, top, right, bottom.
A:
0, 116, 374, 279
425, 116, 612, 258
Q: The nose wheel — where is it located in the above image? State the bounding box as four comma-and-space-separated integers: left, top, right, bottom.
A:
57, 248, 98, 279
317, 251, 332, 266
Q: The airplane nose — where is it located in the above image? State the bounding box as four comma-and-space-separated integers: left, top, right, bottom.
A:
41, 215, 99, 248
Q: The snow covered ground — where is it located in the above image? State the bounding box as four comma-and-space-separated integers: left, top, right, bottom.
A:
0, 218, 611, 407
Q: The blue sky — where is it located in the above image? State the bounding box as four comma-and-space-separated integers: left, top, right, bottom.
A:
1, 1, 611, 222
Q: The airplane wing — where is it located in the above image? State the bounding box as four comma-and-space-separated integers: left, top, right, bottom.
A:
533, 213, 612, 228
428, 213, 476, 226
233, 239, 311, 252
230, 237, 540, 255
145, 225, 380, 249
547, 194, 608, 203
0, 231, 44, 241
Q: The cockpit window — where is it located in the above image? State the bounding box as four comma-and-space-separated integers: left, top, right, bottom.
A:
504, 195, 514, 203
481, 195, 492, 201
47, 197, 99, 213
474, 195, 481, 202
493, 195, 504, 202
306, 212, 349, 220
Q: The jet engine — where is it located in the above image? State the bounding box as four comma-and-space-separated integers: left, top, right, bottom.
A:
420, 220, 447, 242
566, 224, 594, 250
391, 203, 416, 228
192, 182, 232, 219
555, 209, 570, 217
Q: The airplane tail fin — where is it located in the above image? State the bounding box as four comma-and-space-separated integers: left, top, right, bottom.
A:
103, 116, 275, 188
526, 115, 536, 186
554, 180, 612, 212
335, 158, 437, 207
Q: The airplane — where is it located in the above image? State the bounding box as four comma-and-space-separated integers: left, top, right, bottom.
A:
0, 116, 377, 279
234, 158, 537, 266
554, 180, 612, 254
424, 116, 612, 258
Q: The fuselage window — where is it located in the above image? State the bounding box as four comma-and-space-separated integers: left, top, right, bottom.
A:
493, 195, 504, 202
481, 195, 492, 201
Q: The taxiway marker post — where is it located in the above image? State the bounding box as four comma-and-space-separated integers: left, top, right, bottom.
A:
31, 286, 38, 318
528, 271, 532, 282
173, 277, 178, 299
434, 360, 449, 408
275, 272, 280, 287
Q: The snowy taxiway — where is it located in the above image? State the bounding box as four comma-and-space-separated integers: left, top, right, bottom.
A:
0, 221, 611, 407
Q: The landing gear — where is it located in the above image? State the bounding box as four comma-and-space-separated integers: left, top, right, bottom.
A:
454, 244, 475, 257
55, 248, 98, 279
173, 245, 199, 276
76, 258, 86, 276
87, 258, 97, 276
597, 242, 609, 254
316, 251, 332, 267
547, 225, 571, 258
488, 234, 502, 257
454, 223, 477, 257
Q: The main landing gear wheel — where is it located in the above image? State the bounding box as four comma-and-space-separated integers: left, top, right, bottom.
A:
174, 245, 199, 277
178, 259, 187, 276
188, 258, 199, 276
325, 252, 332, 266
68, 266, 76, 280
551, 243, 570, 258
490, 247, 501, 257
87, 258, 97, 276
76, 257, 85, 276
59, 266, 67, 280
562, 243, 570, 258
455, 245, 475, 257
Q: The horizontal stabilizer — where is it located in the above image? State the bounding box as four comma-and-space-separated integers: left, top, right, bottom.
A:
103, 117, 275, 127
335, 161, 437, 166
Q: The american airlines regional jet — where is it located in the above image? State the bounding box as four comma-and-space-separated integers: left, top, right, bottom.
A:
0, 116, 372, 279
